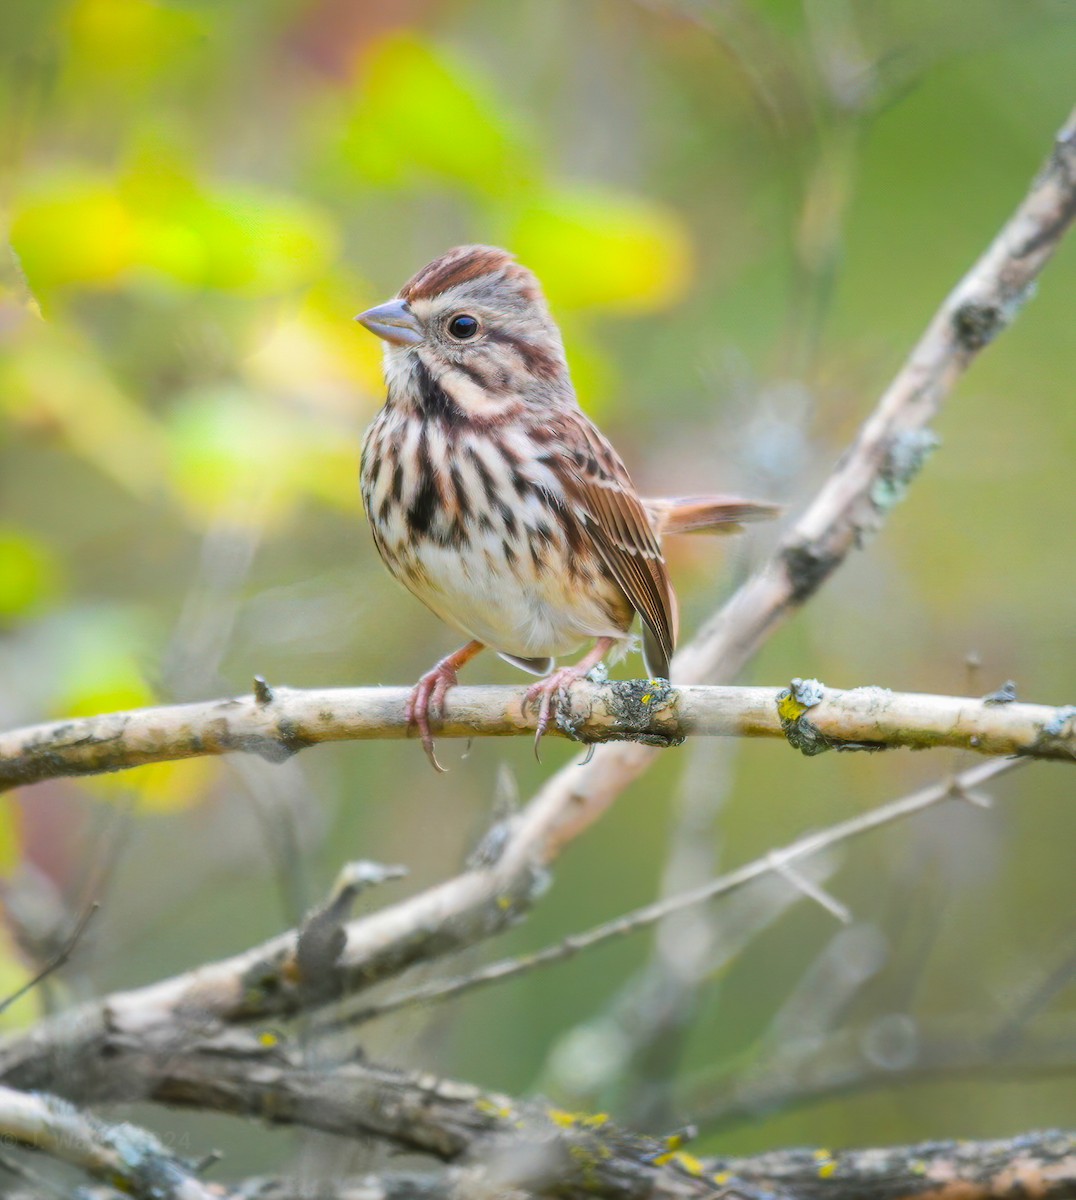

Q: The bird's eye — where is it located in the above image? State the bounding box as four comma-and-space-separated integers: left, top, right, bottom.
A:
447, 314, 479, 340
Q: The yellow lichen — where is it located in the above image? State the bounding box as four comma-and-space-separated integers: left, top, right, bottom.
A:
778, 691, 809, 723
547, 1107, 608, 1129
475, 1097, 514, 1120
673, 1151, 704, 1176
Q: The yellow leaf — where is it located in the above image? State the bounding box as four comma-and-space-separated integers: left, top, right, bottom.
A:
508, 187, 692, 314
0, 803, 21, 876
0, 529, 63, 622
83, 756, 218, 813
11, 172, 138, 296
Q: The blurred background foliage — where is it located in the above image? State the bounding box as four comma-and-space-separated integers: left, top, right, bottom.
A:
1, 0, 1074, 1179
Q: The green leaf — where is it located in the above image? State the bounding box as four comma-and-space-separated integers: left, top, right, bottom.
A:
333, 35, 533, 194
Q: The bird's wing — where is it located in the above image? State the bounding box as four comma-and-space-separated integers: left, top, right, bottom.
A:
553, 411, 678, 678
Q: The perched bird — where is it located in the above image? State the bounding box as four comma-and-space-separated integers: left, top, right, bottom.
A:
357, 245, 775, 769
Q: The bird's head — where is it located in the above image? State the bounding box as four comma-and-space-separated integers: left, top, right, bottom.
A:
356, 245, 571, 417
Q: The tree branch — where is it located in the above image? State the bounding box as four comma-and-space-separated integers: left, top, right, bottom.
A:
229, 1129, 1076, 1200
1, 680, 1072, 791
4, 1054, 1073, 1200
0, 1083, 220, 1200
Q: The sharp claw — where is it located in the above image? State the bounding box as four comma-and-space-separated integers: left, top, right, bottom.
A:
407, 670, 455, 774
423, 736, 447, 774
527, 678, 562, 763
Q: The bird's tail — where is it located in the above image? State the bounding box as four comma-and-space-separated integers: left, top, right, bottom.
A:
644, 494, 780, 537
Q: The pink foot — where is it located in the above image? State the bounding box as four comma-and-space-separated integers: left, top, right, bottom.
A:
406, 641, 485, 772
406, 662, 460, 773
523, 664, 592, 760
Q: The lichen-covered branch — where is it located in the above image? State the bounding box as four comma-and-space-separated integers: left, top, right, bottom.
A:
231, 1129, 1076, 1200
1, 679, 1072, 792
3, 1047, 1073, 1200
0, 1083, 219, 1200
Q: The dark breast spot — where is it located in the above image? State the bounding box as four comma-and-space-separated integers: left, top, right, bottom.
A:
415, 359, 464, 426
407, 476, 439, 537
450, 463, 471, 518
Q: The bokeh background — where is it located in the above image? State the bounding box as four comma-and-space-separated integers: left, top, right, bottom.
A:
1, 0, 1074, 1181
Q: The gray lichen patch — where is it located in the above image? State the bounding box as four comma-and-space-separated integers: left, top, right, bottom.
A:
557, 678, 684, 748
952, 282, 1037, 350
870, 429, 940, 515
781, 540, 842, 605
1030, 704, 1076, 756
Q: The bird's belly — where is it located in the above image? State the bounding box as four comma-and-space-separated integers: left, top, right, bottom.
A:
394, 531, 631, 659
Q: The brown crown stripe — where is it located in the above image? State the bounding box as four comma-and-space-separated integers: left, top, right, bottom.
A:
401, 245, 513, 302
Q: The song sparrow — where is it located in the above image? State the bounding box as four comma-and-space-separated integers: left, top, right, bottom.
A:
357, 245, 775, 770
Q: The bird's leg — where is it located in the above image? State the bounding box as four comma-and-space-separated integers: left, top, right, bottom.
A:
524, 637, 618, 759
407, 640, 485, 772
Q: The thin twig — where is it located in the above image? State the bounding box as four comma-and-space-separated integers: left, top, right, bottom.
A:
686, 1018, 1076, 1131
0, 902, 100, 1016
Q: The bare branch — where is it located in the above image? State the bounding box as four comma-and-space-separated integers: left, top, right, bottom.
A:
0, 758, 1023, 1100
325, 757, 1017, 1031
2, 680, 1073, 792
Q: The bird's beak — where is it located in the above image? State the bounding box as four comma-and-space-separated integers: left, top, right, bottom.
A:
354, 298, 424, 346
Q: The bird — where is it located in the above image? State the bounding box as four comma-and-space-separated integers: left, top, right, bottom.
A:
356, 245, 776, 770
